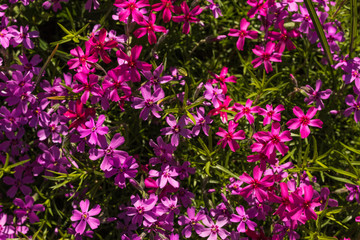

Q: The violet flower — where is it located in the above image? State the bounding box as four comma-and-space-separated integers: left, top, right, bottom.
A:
206, 0, 222, 18
3, 168, 34, 198
13, 195, 45, 223
71, 199, 101, 235
149, 164, 179, 188
292, 5, 313, 34
304, 79, 332, 110
230, 205, 257, 233
142, 63, 173, 89
156, 196, 180, 222
126, 194, 158, 225
192, 107, 213, 136
160, 114, 191, 146
131, 85, 165, 120
199, 216, 230, 240
102, 68, 131, 102
252, 41, 282, 73
133, 13, 167, 45
288, 185, 320, 221
178, 207, 205, 238
314, 187, 338, 211
105, 154, 139, 188
77, 115, 109, 146
37, 113, 68, 143
11, 25, 39, 49
149, 136, 176, 165
152, 0, 174, 23
72, 73, 101, 104
203, 82, 225, 108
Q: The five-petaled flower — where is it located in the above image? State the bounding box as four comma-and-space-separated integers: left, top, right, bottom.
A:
71, 199, 101, 235
286, 106, 323, 138
216, 120, 245, 152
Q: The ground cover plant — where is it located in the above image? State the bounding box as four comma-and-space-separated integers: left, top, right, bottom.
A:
0, 0, 360, 239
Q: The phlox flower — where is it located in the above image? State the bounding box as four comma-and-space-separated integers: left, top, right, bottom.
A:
228, 18, 258, 51
208, 95, 233, 123
126, 194, 158, 225
268, 20, 299, 53
142, 63, 173, 89
71, 199, 101, 235
172, 1, 203, 35
64, 100, 95, 130
3, 167, 34, 198
208, 66, 237, 94
313, 187, 338, 211
11, 25, 39, 49
88, 28, 118, 64
131, 85, 165, 121
105, 154, 138, 188
178, 207, 205, 238
67, 41, 98, 70
288, 185, 320, 221
247, 0, 268, 18
203, 82, 225, 108
258, 104, 284, 126
149, 164, 179, 188
102, 68, 131, 102
160, 114, 191, 146
42, 0, 68, 12
199, 216, 230, 240
252, 41, 282, 73
113, 0, 149, 23
233, 99, 259, 124
152, 0, 175, 23
77, 115, 109, 146
239, 165, 274, 202
72, 73, 101, 104
191, 107, 213, 136
216, 120, 245, 152
230, 205, 257, 233
149, 136, 176, 165
292, 5, 313, 34
303, 79, 332, 110
13, 195, 45, 223
133, 13, 167, 45
286, 106, 323, 138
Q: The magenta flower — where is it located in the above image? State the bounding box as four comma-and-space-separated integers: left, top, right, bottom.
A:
156, 196, 180, 222
88, 28, 118, 64
172, 1, 203, 34
230, 205, 257, 233
178, 207, 205, 238
208, 66, 237, 94
116, 45, 152, 82
37, 113, 68, 143
314, 187, 338, 211
142, 63, 173, 89
344, 95, 360, 123
258, 104, 285, 126
102, 68, 131, 102
131, 85, 165, 120
247, 0, 268, 18
149, 136, 176, 165
11, 54, 42, 75
208, 95, 233, 123
67, 41, 98, 70
288, 185, 320, 221
252, 41, 282, 73
206, 0, 222, 18
233, 99, 259, 124
292, 5, 313, 34
203, 82, 225, 108
286, 106, 323, 138
13, 195, 45, 223
71, 199, 101, 235
113, 0, 149, 23
105, 154, 139, 188
73, 73, 101, 104
216, 120, 245, 152
133, 13, 167, 45
152, 0, 175, 23
160, 114, 191, 146
268, 20, 299, 53
253, 122, 292, 159
228, 18, 258, 51
11, 25, 39, 49
304, 79, 332, 110
77, 115, 109, 146
269, 182, 292, 219
199, 216, 230, 240
239, 165, 274, 202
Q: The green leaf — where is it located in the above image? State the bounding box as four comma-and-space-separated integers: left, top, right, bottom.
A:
350, 0, 358, 58
57, 23, 72, 35
329, 167, 358, 179
303, 0, 334, 66
212, 164, 239, 179
324, 172, 357, 185
340, 142, 360, 154
204, 161, 212, 177
198, 138, 211, 157
183, 83, 189, 106
74, 23, 90, 36
6, 159, 31, 170
186, 110, 196, 124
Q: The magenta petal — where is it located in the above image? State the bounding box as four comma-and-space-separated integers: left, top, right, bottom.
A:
75, 219, 87, 235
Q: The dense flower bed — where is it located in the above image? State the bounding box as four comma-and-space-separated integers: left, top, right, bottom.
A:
0, 0, 360, 239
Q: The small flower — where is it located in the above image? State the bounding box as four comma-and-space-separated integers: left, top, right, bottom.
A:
228, 18, 258, 51
304, 79, 332, 110
160, 114, 191, 146
216, 120, 245, 152
251, 41, 282, 73
344, 94, 360, 123
178, 207, 205, 238
286, 106, 323, 138
233, 99, 259, 124
13, 195, 45, 223
172, 1, 203, 34
71, 199, 101, 235
199, 216, 230, 240
258, 104, 284, 126
77, 115, 109, 146
131, 85, 165, 120
230, 205, 257, 233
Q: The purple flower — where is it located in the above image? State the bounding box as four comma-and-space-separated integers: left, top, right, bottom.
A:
203, 82, 225, 108
89, 133, 126, 171
142, 63, 172, 89
345, 184, 360, 203
73, 73, 101, 104
314, 187, 338, 211
286, 106, 323, 138
160, 114, 191, 146
11, 54, 42, 75
172, 1, 203, 34
71, 199, 101, 235
37, 113, 68, 143
67, 41, 98, 70
78, 115, 109, 146
292, 5, 313, 34
199, 216, 230, 240
131, 85, 165, 120
0, 213, 15, 237
13, 195, 45, 223
178, 207, 205, 238
126, 194, 158, 226
85, 0, 100, 12
216, 120, 245, 152
149, 136, 176, 165
156, 196, 180, 222
104, 154, 139, 188
102, 68, 131, 102
42, 0, 69, 12
230, 205, 257, 233
304, 79, 332, 110
206, 0, 222, 18
149, 164, 179, 188
11, 25, 39, 49
192, 107, 213, 136
3, 168, 34, 198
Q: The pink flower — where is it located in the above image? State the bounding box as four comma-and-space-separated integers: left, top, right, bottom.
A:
133, 13, 167, 45
152, 0, 175, 23
230, 205, 257, 233
286, 106, 323, 138
71, 199, 101, 235
208, 66, 237, 94
67, 41, 98, 70
216, 120, 245, 152
239, 165, 274, 202
258, 104, 285, 126
172, 1, 203, 34
228, 18, 258, 51
233, 99, 259, 124
251, 41, 282, 73
88, 28, 118, 64
268, 20, 299, 53
199, 216, 230, 240
288, 185, 320, 221
77, 115, 109, 146
113, 0, 149, 23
